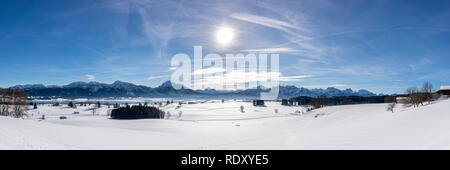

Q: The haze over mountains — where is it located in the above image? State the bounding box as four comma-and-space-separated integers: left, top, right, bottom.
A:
8, 81, 379, 99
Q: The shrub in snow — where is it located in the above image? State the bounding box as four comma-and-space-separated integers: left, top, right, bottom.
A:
92, 108, 97, 115
166, 111, 171, 119
110, 105, 165, 119
387, 103, 396, 113
68, 102, 74, 108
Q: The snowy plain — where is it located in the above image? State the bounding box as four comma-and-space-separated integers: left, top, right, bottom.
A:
1, 99, 450, 150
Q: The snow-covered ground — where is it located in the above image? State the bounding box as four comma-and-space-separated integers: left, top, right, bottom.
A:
1, 99, 449, 150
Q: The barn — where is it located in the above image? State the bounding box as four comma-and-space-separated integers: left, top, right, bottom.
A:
395, 94, 410, 103
253, 100, 265, 106
437, 86, 450, 98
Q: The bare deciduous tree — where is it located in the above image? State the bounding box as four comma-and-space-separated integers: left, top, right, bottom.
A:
309, 95, 329, 109
421, 81, 433, 104
406, 86, 420, 107
0, 89, 28, 118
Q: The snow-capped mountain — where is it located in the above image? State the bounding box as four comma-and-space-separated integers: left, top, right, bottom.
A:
276, 86, 376, 98
8, 81, 377, 98
9, 84, 46, 90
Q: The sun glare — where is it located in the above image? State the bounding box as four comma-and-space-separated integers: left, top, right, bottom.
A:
216, 27, 234, 46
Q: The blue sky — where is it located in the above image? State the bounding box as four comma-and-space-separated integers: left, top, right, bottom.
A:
1, 0, 449, 94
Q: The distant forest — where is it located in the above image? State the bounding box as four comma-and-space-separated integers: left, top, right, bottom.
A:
290, 95, 396, 106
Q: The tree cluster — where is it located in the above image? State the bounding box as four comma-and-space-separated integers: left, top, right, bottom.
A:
405, 82, 436, 107
110, 105, 165, 119
68, 101, 76, 108
0, 89, 28, 118
309, 95, 329, 109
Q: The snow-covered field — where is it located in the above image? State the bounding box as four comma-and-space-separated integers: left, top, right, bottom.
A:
1, 99, 450, 150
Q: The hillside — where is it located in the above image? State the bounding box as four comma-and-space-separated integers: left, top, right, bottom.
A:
0, 99, 449, 149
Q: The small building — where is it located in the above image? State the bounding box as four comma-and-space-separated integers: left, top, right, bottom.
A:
437, 86, 450, 98
395, 94, 410, 103
253, 100, 265, 106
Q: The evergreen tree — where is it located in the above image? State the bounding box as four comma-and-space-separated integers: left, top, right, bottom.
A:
68, 102, 74, 108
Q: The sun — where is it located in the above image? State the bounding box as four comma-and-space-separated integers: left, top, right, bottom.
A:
215, 27, 234, 46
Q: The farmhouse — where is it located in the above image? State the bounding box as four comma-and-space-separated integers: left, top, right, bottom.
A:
437, 86, 450, 98
395, 94, 410, 103
253, 100, 265, 106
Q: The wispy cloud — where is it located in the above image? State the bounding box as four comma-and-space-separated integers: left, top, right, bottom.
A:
230, 13, 310, 36
330, 84, 348, 88
190, 68, 312, 90
241, 48, 302, 53
192, 67, 226, 76
147, 75, 169, 80
86, 74, 95, 81
280, 75, 314, 82
409, 58, 432, 71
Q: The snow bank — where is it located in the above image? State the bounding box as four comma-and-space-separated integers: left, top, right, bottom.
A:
1, 99, 449, 149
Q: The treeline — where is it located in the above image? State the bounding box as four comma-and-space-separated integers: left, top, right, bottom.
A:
289, 82, 440, 111
290, 95, 396, 109
0, 89, 28, 118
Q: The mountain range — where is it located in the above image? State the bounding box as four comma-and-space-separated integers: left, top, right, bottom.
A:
8, 81, 379, 99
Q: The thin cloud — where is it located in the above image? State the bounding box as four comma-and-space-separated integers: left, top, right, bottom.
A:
241, 48, 302, 53
280, 75, 314, 82
86, 74, 95, 81
147, 75, 169, 80
190, 70, 313, 90
192, 67, 226, 76
330, 84, 348, 88
230, 13, 309, 34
